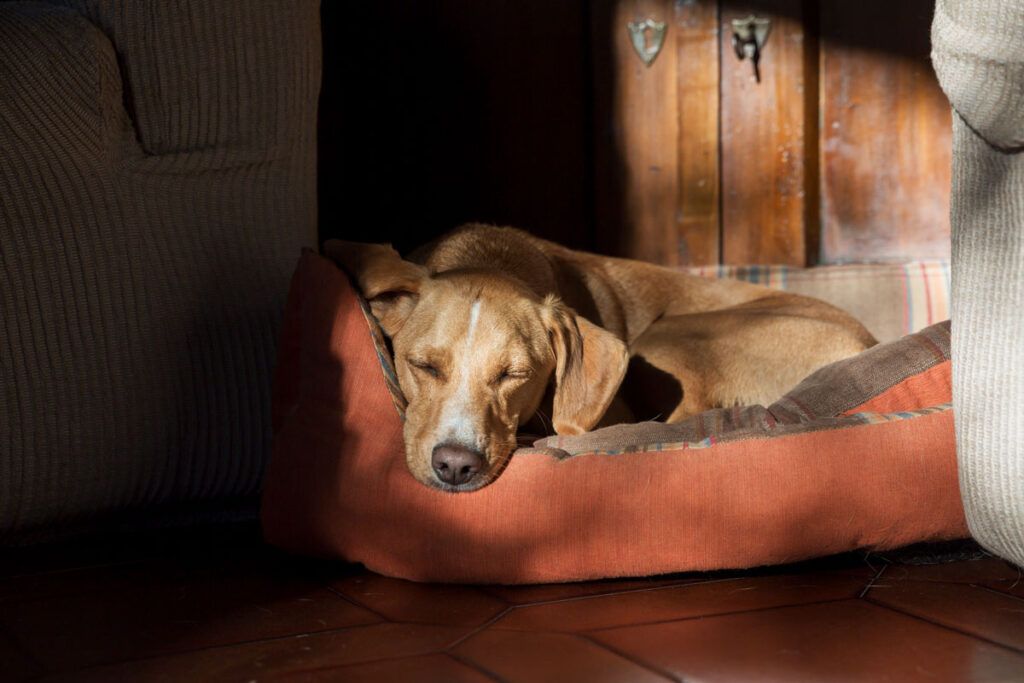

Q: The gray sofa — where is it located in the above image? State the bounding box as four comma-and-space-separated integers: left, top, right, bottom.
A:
0, 0, 319, 542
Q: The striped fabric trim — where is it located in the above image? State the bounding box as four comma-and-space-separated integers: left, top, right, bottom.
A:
528, 403, 952, 457
848, 402, 951, 424
901, 261, 951, 336
356, 296, 408, 420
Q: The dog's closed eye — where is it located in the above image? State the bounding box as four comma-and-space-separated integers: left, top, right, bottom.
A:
493, 368, 531, 386
408, 358, 443, 380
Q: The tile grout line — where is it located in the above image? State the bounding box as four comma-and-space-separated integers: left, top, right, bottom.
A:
584, 595, 858, 634
445, 650, 508, 683
478, 578, 719, 606
478, 581, 706, 608
323, 585, 393, 621
974, 582, 1024, 605
863, 597, 1024, 655
274, 651, 506, 682
324, 583, 518, 631
444, 606, 514, 651
485, 574, 789, 610
574, 632, 681, 682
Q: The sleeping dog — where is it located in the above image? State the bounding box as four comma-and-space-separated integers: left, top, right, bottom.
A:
326, 224, 876, 492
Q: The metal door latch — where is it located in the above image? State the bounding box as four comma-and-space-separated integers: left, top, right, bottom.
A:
627, 18, 667, 67
731, 15, 771, 82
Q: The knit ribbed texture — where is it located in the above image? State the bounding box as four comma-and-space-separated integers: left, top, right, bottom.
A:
0, 1, 319, 542
949, 116, 1024, 567
932, 0, 1024, 150
932, 0, 1024, 567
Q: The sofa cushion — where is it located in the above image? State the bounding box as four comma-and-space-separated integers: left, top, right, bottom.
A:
0, 0, 320, 543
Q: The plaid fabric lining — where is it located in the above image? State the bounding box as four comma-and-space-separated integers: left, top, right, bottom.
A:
686, 261, 951, 340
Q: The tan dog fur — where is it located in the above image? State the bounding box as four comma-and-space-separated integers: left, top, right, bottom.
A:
326, 224, 876, 491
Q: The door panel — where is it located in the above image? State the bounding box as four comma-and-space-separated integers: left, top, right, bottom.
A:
593, 0, 682, 265
720, 2, 808, 266
676, 0, 722, 266
819, 0, 951, 263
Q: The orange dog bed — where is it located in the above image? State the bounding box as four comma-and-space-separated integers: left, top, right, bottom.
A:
261, 252, 966, 584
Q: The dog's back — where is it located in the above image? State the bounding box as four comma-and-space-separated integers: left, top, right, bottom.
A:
414, 224, 876, 419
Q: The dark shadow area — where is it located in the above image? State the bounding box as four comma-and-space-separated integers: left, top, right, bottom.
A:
318, 1, 592, 254
619, 354, 684, 423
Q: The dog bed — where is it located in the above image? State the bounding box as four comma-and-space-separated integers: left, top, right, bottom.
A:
261, 251, 965, 584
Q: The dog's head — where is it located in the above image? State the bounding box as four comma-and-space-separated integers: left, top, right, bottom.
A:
326, 240, 628, 491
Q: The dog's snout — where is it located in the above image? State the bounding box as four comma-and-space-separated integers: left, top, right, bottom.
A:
431, 443, 484, 486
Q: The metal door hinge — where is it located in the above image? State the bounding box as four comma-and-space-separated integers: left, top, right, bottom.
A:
731, 15, 771, 82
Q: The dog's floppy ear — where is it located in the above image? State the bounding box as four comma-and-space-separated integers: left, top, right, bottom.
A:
323, 240, 426, 336
544, 299, 630, 435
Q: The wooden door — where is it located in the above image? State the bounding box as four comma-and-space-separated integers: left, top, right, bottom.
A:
593, 0, 950, 266
322, 0, 951, 265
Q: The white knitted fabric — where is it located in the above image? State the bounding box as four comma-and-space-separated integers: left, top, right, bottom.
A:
932, 0, 1024, 566
932, 0, 1024, 150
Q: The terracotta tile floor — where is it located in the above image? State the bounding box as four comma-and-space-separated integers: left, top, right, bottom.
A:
2, 524, 1023, 682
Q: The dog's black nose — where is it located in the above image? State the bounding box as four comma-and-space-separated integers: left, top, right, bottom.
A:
431, 443, 484, 486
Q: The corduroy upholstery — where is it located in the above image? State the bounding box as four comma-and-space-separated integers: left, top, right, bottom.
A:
0, 1, 320, 542
932, 0, 1024, 568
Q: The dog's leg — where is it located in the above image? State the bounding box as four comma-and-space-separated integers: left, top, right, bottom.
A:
623, 300, 874, 421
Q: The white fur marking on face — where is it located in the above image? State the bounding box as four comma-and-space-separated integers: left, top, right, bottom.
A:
465, 299, 481, 346
436, 299, 483, 449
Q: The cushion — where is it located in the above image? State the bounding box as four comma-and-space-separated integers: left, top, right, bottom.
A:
261, 252, 966, 584
687, 262, 950, 344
